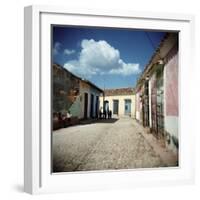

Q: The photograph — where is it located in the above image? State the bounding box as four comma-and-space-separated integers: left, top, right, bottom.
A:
52, 25, 179, 173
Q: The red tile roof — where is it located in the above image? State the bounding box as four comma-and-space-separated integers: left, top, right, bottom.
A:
104, 88, 135, 96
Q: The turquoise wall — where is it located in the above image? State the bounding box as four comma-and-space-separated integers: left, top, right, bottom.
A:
69, 96, 81, 117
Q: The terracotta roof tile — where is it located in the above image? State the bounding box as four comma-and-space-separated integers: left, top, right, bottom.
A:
104, 88, 135, 96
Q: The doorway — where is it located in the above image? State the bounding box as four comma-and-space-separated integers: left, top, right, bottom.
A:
151, 65, 164, 139
113, 100, 119, 115
142, 81, 149, 127
84, 93, 88, 119
124, 99, 131, 116
90, 94, 94, 118
156, 65, 164, 138
95, 96, 99, 118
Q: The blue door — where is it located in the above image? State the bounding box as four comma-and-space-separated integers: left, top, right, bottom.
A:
124, 99, 131, 115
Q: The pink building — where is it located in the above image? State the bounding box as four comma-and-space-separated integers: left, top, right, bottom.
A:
135, 33, 178, 154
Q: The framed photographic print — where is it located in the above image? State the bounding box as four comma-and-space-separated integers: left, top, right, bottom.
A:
24, 5, 195, 194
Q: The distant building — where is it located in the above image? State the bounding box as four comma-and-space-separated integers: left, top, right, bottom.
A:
99, 88, 135, 118
135, 33, 178, 153
53, 64, 103, 119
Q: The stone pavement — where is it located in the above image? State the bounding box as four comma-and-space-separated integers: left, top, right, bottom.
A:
52, 118, 178, 172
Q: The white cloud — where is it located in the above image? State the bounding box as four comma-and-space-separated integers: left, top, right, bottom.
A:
63, 49, 75, 55
53, 42, 62, 55
109, 61, 140, 76
64, 39, 141, 78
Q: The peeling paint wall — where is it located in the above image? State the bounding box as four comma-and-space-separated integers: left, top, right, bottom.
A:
53, 64, 80, 114
68, 95, 81, 117
165, 54, 178, 116
164, 48, 179, 153
53, 64, 102, 119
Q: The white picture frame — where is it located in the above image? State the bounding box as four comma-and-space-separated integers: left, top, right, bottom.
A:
24, 5, 195, 194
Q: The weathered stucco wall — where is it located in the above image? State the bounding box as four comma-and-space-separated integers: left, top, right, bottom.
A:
53, 64, 80, 113
164, 52, 179, 153
165, 54, 178, 116
53, 64, 102, 119
68, 95, 82, 118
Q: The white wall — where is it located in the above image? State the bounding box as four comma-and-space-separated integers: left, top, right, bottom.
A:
0, 0, 199, 200
165, 116, 178, 151
71, 84, 101, 119
135, 92, 140, 121
79, 87, 91, 118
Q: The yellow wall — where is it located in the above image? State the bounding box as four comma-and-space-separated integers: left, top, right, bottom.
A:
99, 95, 135, 118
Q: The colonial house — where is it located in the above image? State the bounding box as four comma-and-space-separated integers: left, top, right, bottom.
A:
99, 88, 135, 118
53, 63, 103, 120
135, 33, 178, 154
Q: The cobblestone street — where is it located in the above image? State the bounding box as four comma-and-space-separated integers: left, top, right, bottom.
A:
53, 118, 178, 172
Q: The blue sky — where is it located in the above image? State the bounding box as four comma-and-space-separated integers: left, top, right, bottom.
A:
52, 26, 166, 89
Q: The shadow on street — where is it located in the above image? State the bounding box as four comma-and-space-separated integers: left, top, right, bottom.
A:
79, 118, 119, 125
